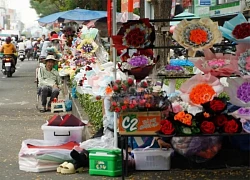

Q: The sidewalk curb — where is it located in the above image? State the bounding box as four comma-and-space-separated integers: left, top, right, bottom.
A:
65, 83, 92, 141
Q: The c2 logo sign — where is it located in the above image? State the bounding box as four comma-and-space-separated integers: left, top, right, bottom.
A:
122, 116, 138, 132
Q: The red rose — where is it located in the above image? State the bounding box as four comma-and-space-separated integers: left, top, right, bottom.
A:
160, 120, 175, 135
200, 121, 215, 134
232, 23, 250, 39
214, 114, 227, 127
115, 107, 121, 113
224, 120, 238, 133
210, 100, 226, 112
121, 105, 127, 111
127, 78, 134, 86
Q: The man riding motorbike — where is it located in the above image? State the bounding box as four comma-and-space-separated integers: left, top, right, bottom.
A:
0, 37, 17, 69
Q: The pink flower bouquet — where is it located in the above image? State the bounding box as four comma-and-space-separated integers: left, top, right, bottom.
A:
191, 49, 239, 76
179, 73, 224, 106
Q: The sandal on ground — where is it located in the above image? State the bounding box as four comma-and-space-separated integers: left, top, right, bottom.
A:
40, 107, 47, 113
60, 162, 83, 174
57, 162, 68, 173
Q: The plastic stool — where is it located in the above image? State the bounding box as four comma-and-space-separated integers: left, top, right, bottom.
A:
51, 100, 66, 113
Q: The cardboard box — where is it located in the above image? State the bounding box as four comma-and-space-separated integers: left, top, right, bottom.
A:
118, 111, 161, 135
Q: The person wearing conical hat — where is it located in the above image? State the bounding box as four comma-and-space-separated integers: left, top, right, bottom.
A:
37, 55, 61, 112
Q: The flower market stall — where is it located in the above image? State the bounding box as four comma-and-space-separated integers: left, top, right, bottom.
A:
106, 13, 250, 179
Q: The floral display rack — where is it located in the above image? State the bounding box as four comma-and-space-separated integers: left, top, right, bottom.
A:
118, 15, 250, 179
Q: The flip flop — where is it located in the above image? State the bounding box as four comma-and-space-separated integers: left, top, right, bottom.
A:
61, 162, 83, 174
40, 107, 47, 113
57, 162, 68, 173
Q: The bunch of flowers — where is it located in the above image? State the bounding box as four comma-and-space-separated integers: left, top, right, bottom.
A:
202, 98, 227, 115
174, 111, 192, 126
238, 49, 250, 76
180, 73, 223, 106
232, 22, 250, 39
225, 78, 250, 107
77, 39, 98, 55
118, 50, 157, 81
127, 55, 151, 67
219, 13, 250, 43
173, 18, 222, 57
191, 48, 239, 77
122, 23, 152, 48
159, 65, 188, 76
160, 120, 175, 135
168, 111, 200, 135
109, 78, 170, 112
112, 18, 155, 51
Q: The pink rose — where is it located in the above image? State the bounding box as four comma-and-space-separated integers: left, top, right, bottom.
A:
172, 102, 182, 113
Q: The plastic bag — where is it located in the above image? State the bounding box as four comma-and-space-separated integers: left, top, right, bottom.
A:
171, 136, 222, 163
71, 87, 77, 98
80, 129, 115, 150
65, 99, 72, 111
19, 139, 74, 172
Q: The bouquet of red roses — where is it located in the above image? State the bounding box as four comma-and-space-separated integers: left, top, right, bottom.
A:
159, 119, 175, 135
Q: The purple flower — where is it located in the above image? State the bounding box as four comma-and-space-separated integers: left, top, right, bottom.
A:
165, 65, 183, 71
237, 82, 250, 103
238, 108, 250, 115
128, 55, 149, 67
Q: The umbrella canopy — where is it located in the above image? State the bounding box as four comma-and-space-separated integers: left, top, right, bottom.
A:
170, 10, 200, 26
38, 8, 107, 26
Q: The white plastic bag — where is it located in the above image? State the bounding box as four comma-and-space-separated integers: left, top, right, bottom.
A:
19, 139, 73, 172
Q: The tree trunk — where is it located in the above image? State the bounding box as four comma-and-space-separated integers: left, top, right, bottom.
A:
151, 0, 172, 69
139, 0, 145, 18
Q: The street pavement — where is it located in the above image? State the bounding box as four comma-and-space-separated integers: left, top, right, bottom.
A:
0, 60, 249, 180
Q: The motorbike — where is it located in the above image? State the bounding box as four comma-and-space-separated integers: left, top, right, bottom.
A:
36, 49, 41, 61
2, 55, 15, 77
18, 50, 25, 61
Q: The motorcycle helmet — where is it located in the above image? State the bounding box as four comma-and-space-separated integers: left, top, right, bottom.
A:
6, 37, 11, 43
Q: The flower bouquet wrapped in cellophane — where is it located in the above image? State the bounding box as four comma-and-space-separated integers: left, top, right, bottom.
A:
219, 13, 250, 44
173, 18, 222, 57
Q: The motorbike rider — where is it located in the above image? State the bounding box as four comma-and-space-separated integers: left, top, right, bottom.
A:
18, 39, 26, 51
0, 37, 17, 68
33, 38, 41, 59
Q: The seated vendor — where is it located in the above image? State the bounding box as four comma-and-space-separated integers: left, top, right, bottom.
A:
38, 55, 61, 112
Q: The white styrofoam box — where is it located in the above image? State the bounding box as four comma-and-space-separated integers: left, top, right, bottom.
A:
132, 148, 174, 170
41, 123, 84, 143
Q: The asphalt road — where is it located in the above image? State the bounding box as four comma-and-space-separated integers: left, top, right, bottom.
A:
0, 59, 249, 180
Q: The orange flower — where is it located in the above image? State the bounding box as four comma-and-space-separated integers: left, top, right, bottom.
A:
189, 28, 208, 45
174, 111, 192, 126
105, 86, 113, 95
174, 111, 185, 120
204, 112, 210, 118
189, 83, 215, 105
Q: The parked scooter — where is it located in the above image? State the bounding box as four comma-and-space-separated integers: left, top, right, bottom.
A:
18, 50, 25, 61
2, 55, 15, 77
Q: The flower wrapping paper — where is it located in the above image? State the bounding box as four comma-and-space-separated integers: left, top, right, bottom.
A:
224, 77, 250, 107
179, 73, 224, 106
190, 48, 239, 76
173, 18, 222, 57
219, 13, 250, 43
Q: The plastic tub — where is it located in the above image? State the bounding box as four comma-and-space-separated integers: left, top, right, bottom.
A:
41, 123, 84, 143
132, 148, 174, 170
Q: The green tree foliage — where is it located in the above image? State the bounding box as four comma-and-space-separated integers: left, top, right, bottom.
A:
31, 0, 122, 17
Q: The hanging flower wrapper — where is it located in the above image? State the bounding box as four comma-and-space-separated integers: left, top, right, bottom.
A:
190, 49, 239, 77
112, 18, 155, 51
219, 13, 250, 44
173, 18, 222, 57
